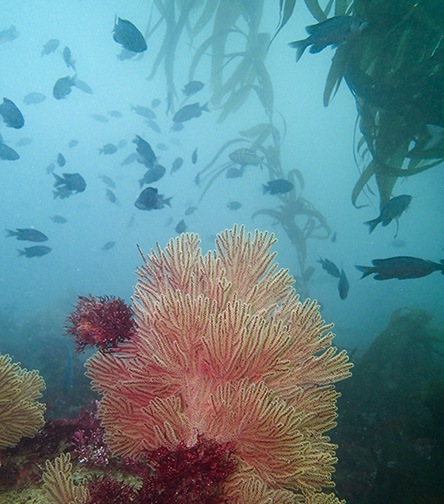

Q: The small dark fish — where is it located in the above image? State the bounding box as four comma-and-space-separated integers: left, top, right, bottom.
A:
135, 187, 172, 210
173, 102, 209, 123
102, 241, 116, 251
68, 139, 79, 148
120, 152, 139, 166
45, 162, 56, 174
16, 137, 33, 147
57, 153, 66, 167
131, 105, 156, 120
116, 48, 138, 61
98, 174, 116, 188
6, 228, 48, 242
182, 81, 204, 96
229, 148, 261, 166
184, 206, 197, 216
23, 92, 46, 105
51, 215, 67, 224
338, 268, 349, 300
171, 122, 184, 132
74, 79, 93, 95
151, 98, 161, 108
289, 16, 367, 62
108, 110, 122, 118
0, 142, 20, 160
113, 17, 147, 53
226, 167, 244, 179
106, 189, 117, 204
331, 232, 337, 243
192, 148, 198, 165
53, 186, 74, 199
175, 219, 186, 234
318, 258, 340, 278
356, 256, 444, 280
17, 245, 52, 258
0, 25, 18, 44
146, 120, 161, 133
263, 179, 294, 195
41, 39, 60, 55
227, 201, 242, 210
171, 157, 184, 174
0, 98, 24, 128
91, 114, 109, 123
53, 75, 76, 100
139, 165, 166, 186
133, 135, 157, 168
63, 46, 76, 71
99, 143, 118, 155
53, 173, 86, 196
365, 195, 412, 234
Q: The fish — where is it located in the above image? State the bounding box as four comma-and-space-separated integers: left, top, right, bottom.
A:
0, 142, 20, 160
53, 172, 86, 197
0, 25, 18, 44
52, 76, 77, 100
17, 245, 52, 258
0, 98, 24, 128
41, 38, 60, 55
99, 144, 118, 155
338, 268, 349, 300
171, 157, 184, 174
113, 17, 147, 53
108, 110, 123, 118
106, 189, 117, 204
68, 140, 79, 148
263, 179, 294, 195
120, 152, 139, 166
6, 228, 48, 242
45, 162, 56, 174
175, 219, 186, 233
289, 16, 367, 62
91, 114, 109, 123
182, 81, 204, 96
23, 92, 46, 105
102, 241, 116, 251
171, 122, 184, 132
229, 148, 261, 166
173, 102, 209, 123
185, 206, 197, 216
98, 174, 116, 188
139, 165, 166, 186
74, 79, 93, 95
331, 232, 337, 243
318, 257, 340, 278
57, 153, 66, 167
131, 105, 156, 120
356, 256, 444, 280
51, 215, 67, 224
16, 137, 33, 147
63, 46, 76, 71
192, 148, 198, 165
133, 135, 157, 168
365, 195, 412, 234
156, 143, 168, 151
134, 187, 172, 210
227, 201, 242, 210
151, 98, 161, 108
146, 120, 161, 133
226, 167, 244, 178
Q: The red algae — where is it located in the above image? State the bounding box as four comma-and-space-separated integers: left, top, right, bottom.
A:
66, 294, 135, 352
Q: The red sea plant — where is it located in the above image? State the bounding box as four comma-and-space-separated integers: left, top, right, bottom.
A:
66, 294, 135, 352
84, 225, 352, 503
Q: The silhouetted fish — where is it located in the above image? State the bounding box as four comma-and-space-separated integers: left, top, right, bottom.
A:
41, 38, 60, 55
53, 173, 86, 197
263, 179, 293, 195
106, 189, 117, 203
173, 102, 209, 123
171, 157, 184, 174
182, 81, 204, 96
102, 241, 116, 251
51, 215, 67, 224
0, 25, 18, 44
192, 148, 198, 164
139, 165, 166, 186
23, 92, 46, 105
133, 135, 157, 168
365, 195, 412, 234
356, 256, 444, 280
113, 17, 147, 52
63, 46, 76, 70
318, 257, 340, 278
53, 76, 76, 100
338, 268, 349, 299
227, 201, 242, 210
17, 245, 52, 258
99, 144, 118, 155
6, 228, 48, 242
57, 153, 66, 167
135, 187, 171, 210
0, 142, 19, 160
0, 98, 24, 128
175, 219, 186, 233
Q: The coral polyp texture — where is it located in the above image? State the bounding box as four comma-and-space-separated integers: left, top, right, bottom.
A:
85, 225, 352, 503
0, 353, 46, 450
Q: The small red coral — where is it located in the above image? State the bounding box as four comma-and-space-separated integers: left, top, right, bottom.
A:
86, 478, 138, 504
66, 294, 135, 353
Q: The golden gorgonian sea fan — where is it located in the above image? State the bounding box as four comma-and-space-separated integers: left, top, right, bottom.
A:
85, 225, 352, 503
0, 353, 46, 450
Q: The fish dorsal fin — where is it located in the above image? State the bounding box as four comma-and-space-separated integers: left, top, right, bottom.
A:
305, 23, 319, 34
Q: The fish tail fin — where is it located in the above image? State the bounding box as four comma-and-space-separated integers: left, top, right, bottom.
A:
53, 190, 60, 199
355, 265, 374, 279
138, 178, 145, 188
201, 102, 209, 112
262, 184, 269, 194
6, 229, 17, 238
288, 39, 309, 62
53, 173, 64, 186
164, 197, 172, 207
17, 249, 25, 257
364, 218, 379, 234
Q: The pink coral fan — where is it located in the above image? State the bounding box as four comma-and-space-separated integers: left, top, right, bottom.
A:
85, 226, 352, 503
66, 294, 135, 352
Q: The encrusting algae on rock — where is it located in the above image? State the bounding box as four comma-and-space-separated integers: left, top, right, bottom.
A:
49, 225, 351, 503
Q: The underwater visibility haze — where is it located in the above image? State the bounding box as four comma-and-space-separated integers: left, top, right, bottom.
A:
0, 1, 444, 503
